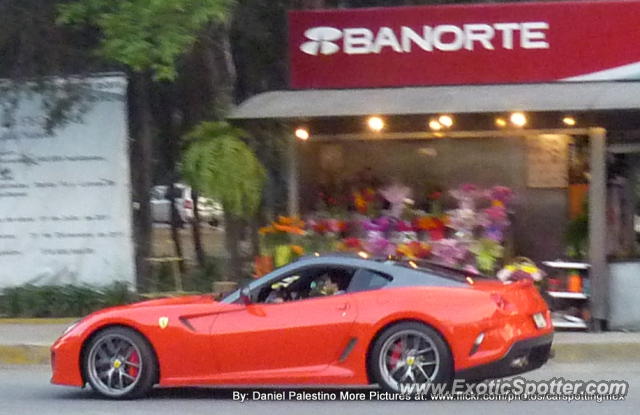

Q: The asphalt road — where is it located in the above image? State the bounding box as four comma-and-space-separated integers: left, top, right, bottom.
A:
1, 360, 637, 415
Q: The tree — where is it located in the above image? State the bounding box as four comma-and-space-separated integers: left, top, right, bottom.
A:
58, 0, 235, 288
182, 121, 266, 279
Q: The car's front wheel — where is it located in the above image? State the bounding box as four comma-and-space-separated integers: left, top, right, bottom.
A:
371, 322, 453, 394
84, 327, 157, 399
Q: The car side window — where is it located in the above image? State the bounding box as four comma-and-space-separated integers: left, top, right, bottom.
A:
348, 268, 392, 293
255, 265, 356, 304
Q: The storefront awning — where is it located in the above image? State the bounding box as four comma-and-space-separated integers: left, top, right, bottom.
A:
229, 82, 640, 120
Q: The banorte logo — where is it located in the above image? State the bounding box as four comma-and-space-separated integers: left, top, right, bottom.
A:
300, 27, 343, 56
299, 23, 550, 56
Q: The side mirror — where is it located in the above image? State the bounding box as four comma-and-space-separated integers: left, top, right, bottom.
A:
240, 286, 252, 305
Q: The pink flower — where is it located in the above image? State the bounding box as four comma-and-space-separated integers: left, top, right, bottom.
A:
489, 186, 513, 204
460, 183, 479, 193
395, 220, 415, 232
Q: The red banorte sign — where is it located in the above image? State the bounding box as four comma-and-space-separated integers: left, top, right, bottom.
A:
289, 1, 640, 89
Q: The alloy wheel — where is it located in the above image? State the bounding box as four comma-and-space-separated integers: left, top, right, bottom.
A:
378, 329, 440, 391
86, 334, 143, 397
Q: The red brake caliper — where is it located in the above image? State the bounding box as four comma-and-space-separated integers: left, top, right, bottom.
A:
127, 350, 140, 378
389, 340, 403, 369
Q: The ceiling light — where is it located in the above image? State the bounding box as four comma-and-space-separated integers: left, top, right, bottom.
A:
294, 127, 310, 140
438, 115, 454, 128
428, 119, 442, 131
495, 117, 507, 128
367, 116, 384, 132
510, 112, 527, 127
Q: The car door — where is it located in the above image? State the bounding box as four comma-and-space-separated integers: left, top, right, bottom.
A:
209, 265, 357, 379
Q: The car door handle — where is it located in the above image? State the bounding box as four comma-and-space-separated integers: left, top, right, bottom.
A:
337, 303, 350, 311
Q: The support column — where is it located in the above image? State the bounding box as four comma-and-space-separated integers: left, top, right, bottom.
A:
588, 127, 609, 330
287, 138, 300, 217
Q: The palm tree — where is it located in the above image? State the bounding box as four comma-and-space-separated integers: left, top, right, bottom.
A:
182, 121, 266, 279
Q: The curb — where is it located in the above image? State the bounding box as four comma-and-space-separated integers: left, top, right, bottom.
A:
0, 318, 78, 325
0, 344, 50, 365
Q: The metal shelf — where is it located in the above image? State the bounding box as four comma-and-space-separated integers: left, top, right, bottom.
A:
547, 291, 589, 300
542, 261, 590, 270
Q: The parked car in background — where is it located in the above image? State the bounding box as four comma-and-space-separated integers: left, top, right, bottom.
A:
150, 184, 223, 227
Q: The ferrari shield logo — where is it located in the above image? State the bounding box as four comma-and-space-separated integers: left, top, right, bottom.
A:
158, 316, 169, 329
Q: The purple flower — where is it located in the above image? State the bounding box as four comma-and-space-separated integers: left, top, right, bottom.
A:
363, 235, 394, 256
362, 216, 393, 232
510, 270, 534, 281
489, 186, 514, 204
484, 226, 504, 242
431, 239, 468, 266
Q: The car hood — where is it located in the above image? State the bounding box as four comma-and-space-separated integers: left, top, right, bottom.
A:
127, 294, 217, 308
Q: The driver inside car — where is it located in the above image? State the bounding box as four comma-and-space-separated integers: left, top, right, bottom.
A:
309, 274, 343, 297
264, 284, 286, 303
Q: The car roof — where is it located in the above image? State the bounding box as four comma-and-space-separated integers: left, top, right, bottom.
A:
222, 253, 472, 303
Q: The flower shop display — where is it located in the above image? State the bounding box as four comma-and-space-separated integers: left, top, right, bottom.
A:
496, 257, 545, 283
379, 182, 412, 218
254, 182, 530, 279
257, 216, 306, 275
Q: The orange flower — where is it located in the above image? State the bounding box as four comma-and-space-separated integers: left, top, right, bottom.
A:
291, 245, 305, 256
397, 241, 431, 259
273, 223, 305, 235
277, 216, 305, 228
354, 193, 368, 214
259, 225, 275, 235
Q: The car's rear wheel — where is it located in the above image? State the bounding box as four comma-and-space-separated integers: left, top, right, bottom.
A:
371, 322, 453, 393
84, 327, 157, 399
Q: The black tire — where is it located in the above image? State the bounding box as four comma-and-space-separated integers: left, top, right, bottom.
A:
83, 326, 157, 399
370, 322, 453, 394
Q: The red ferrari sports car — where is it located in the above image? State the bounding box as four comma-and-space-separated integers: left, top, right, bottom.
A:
51, 254, 553, 399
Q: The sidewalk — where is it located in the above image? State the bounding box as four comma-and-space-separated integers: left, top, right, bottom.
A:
0, 318, 639, 365
552, 331, 640, 363
0, 319, 73, 365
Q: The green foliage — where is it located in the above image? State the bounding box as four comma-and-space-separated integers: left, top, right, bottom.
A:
58, 0, 234, 80
566, 199, 589, 259
0, 282, 139, 318
566, 213, 589, 259
182, 121, 266, 218
186, 257, 223, 292
470, 238, 504, 273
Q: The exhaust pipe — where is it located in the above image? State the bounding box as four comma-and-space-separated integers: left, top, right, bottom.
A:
510, 356, 529, 369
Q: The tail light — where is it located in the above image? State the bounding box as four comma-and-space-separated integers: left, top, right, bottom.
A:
184, 199, 193, 209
